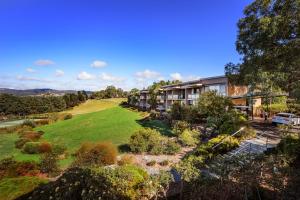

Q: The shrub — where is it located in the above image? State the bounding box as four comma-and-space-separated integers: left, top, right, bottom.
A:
146, 160, 156, 166
178, 129, 199, 146
35, 119, 49, 126
22, 142, 41, 154
164, 139, 181, 155
173, 159, 200, 182
64, 113, 73, 120
172, 120, 190, 135
118, 154, 136, 166
52, 144, 67, 155
129, 128, 181, 155
40, 153, 60, 176
74, 142, 117, 166
15, 138, 31, 149
159, 160, 169, 166
15, 161, 40, 176
20, 131, 42, 141
39, 142, 52, 153
129, 128, 161, 153
22, 120, 36, 128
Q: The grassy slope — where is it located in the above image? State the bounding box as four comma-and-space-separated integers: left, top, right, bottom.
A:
0, 177, 48, 200
0, 99, 172, 166
40, 106, 143, 152
61, 98, 126, 115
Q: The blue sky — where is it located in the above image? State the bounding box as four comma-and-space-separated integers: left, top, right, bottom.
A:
0, 0, 251, 91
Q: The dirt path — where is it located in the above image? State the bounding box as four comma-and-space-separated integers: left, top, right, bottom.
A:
124, 147, 194, 174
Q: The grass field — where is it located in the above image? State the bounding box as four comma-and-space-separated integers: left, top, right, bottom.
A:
61, 98, 126, 115
0, 99, 172, 166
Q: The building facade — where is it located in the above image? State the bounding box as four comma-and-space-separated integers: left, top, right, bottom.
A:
137, 75, 251, 111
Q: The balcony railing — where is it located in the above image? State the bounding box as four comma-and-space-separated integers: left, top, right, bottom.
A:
188, 93, 200, 100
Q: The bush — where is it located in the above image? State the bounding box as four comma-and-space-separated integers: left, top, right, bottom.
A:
159, 160, 169, 166
129, 128, 181, 155
40, 153, 60, 176
15, 161, 40, 176
146, 160, 156, 166
15, 138, 31, 149
64, 113, 73, 120
118, 154, 135, 166
22, 142, 41, 154
172, 120, 190, 135
39, 142, 52, 153
52, 144, 67, 155
164, 139, 181, 155
129, 128, 161, 153
22, 120, 36, 128
20, 131, 42, 141
74, 142, 117, 166
178, 129, 199, 146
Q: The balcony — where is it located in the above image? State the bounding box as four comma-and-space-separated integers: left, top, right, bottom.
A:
140, 96, 146, 100
188, 93, 200, 100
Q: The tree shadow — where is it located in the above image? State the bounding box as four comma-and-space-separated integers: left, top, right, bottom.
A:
136, 118, 174, 137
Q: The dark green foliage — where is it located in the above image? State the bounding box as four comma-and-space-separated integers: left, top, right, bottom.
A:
22, 142, 41, 154
91, 85, 127, 99
170, 101, 186, 120
129, 128, 181, 155
225, 0, 300, 100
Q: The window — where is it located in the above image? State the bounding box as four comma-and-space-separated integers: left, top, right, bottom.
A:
206, 84, 227, 96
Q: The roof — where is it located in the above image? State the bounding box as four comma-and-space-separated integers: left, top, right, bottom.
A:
161, 75, 227, 89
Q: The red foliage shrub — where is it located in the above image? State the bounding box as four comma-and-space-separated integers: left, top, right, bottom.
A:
15, 161, 40, 176
75, 142, 117, 166
21, 131, 42, 141
39, 142, 52, 153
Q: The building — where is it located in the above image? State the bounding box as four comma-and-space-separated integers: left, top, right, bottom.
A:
138, 75, 255, 111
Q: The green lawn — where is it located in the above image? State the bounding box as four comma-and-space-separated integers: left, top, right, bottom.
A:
0, 99, 172, 166
39, 106, 143, 152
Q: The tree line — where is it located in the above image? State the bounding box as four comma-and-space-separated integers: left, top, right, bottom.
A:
0, 91, 88, 116
90, 85, 128, 99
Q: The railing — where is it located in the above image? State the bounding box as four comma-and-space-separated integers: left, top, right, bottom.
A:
188, 94, 200, 100
212, 127, 245, 150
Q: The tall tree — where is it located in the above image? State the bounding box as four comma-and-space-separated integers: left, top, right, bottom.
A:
225, 0, 300, 100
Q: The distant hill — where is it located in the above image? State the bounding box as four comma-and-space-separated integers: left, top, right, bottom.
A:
0, 88, 92, 96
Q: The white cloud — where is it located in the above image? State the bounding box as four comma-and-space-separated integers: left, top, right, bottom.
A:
55, 69, 64, 77
34, 59, 55, 66
99, 73, 125, 82
135, 69, 161, 79
77, 71, 96, 80
16, 75, 53, 82
170, 72, 183, 81
26, 68, 36, 73
91, 60, 107, 68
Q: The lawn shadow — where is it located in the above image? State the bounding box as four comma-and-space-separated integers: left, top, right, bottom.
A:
137, 118, 174, 137
118, 144, 131, 153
